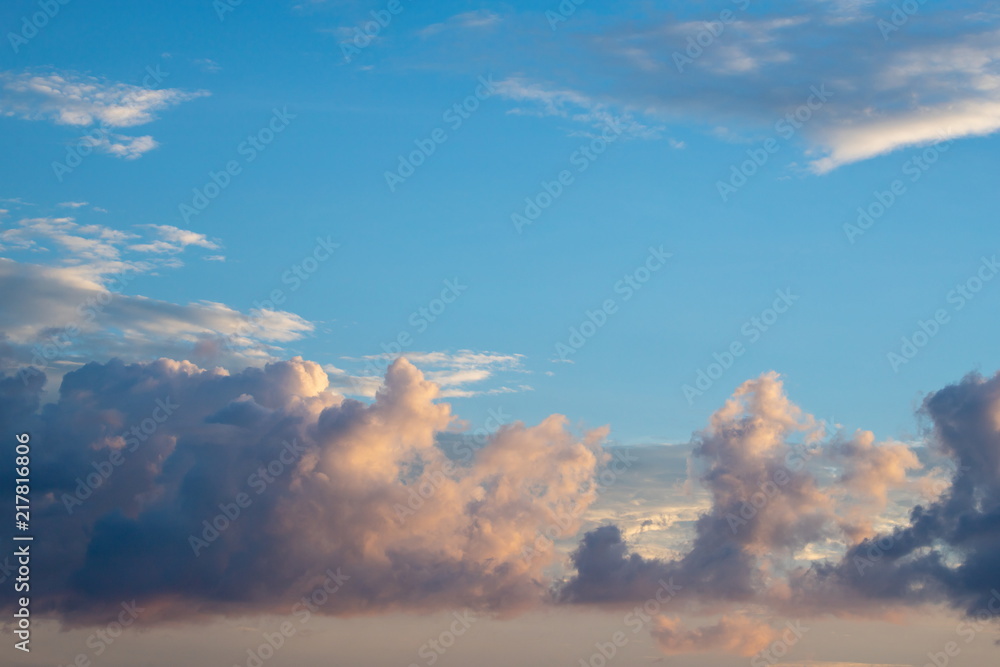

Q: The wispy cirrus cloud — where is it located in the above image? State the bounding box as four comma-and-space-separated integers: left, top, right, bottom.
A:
328, 350, 532, 398
420, 10, 502, 37
487, 3, 1000, 171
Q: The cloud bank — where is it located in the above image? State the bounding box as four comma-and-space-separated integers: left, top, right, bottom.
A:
2, 354, 1000, 658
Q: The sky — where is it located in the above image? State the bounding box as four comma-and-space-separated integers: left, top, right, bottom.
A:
2, 1, 1000, 666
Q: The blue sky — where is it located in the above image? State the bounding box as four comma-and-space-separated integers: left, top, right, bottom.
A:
4, 0, 1000, 446
4, 1, 1000, 666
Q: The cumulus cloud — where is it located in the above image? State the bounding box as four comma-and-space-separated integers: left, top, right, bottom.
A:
791, 371, 1000, 618
555, 370, 1000, 654
0, 357, 606, 624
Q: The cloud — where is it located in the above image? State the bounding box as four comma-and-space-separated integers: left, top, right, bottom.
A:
329, 350, 531, 398
791, 371, 1000, 618
0, 217, 301, 378
0, 259, 314, 377
130, 225, 220, 254
493, 5, 1000, 171
0, 216, 138, 264
193, 58, 222, 73
0, 69, 207, 159
3, 347, 1000, 650
554, 369, 1000, 656
0, 357, 606, 625
1, 216, 219, 277
79, 132, 159, 160
420, 10, 502, 37
0, 70, 207, 127
557, 373, 847, 608
496, 77, 664, 140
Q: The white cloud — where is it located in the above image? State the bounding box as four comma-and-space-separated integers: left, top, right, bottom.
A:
0, 69, 208, 127
80, 132, 159, 159
130, 224, 220, 254
0, 69, 207, 159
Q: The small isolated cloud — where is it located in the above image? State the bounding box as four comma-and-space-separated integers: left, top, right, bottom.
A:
80, 132, 159, 160
57, 201, 89, 208
496, 77, 663, 140
193, 58, 222, 73
130, 224, 220, 254
421, 10, 502, 37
